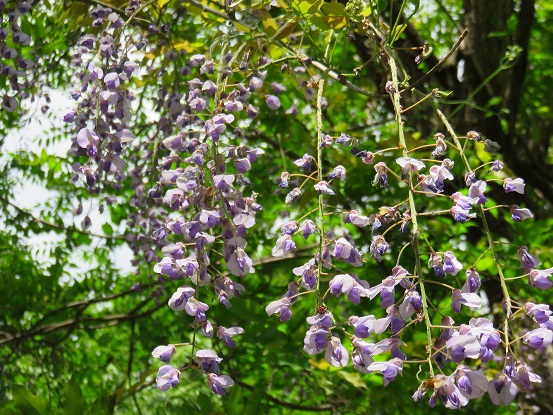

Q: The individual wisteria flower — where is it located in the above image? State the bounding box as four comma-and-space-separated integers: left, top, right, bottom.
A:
299, 219, 316, 239
156, 365, 181, 391
487, 371, 518, 405
152, 344, 177, 363
320, 134, 333, 147
348, 315, 377, 338
196, 350, 222, 374
468, 180, 487, 205
443, 251, 462, 276
432, 133, 447, 158
525, 302, 553, 326
523, 327, 553, 350
272, 234, 296, 257
293, 259, 318, 289
367, 266, 409, 309
373, 162, 388, 188
285, 187, 302, 204
454, 365, 488, 401
344, 210, 370, 227
217, 326, 244, 348
396, 157, 426, 180
281, 221, 299, 235
328, 165, 346, 181
168, 286, 195, 311
503, 177, 525, 194
207, 373, 235, 396
366, 358, 403, 386
445, 334, 481, 362
266, 297, 292, 322
528, 267, 553, 290
314, 180, 334, 195
303, 326, 330, 355
328, 274, 370, 303
488, 160, 504, 172
369, 235, 388, 262
510, 205, 533, 222
325, 336, 349, 367
306, 310, 334, 329
451, 288, 481, 313
517, 246, 541, 272
351, 337, 375, 372
184, 297, 209, 321
266, 95, 281, 110
294, 153, 313, 173
76, 127, 99, 153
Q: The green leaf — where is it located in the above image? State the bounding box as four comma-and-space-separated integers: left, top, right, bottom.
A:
11, 384, 51, 415
376, 0, 387, 11
292, 0, 323, 15
88, 393, 115, 415
337, 371, 368, 389
63, 377, 84, 415
321, 2, 347, 16
101, 223, 114, 235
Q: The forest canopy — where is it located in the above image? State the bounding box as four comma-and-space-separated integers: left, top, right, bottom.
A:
1, 0, 553, 414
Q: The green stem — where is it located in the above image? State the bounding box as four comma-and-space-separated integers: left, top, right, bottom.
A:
316, 79, 325, 305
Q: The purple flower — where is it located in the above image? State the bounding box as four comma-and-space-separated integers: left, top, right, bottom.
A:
266, 95, 281, 110
303, 326, 330, 355
184, 297, 209, 321
468, 180, 487, 205
351, 337, 375, 373
196, 349, 222, 374
234, 157, 251, 173
396, 157, 426, 180
207, 373, 234, 395
523, 327, 553, 349
328, 165, 346, 181
488, 160, 504, 172
525, 302, 552, 324
294, 154, 313, 173
266, 297, 292, 322
518, 246, 541, 272
217, 326, 244, 348
344, 210, 370, 227
314, 180, 334, 195
76, 127, 99, 149
528, 268, 553, 290
366, 358, 403, 386
429, 253, 446, 278
272, 234, 296, 258
445, 334, 481, 362
152, 344, 176, 363
156, 365, 181, 391
373, 162, 388, 187
299, 220, 316, 239
462, 268, 481, 293
285, 187, 302, 203
349, 315, 376, 338
325, 336, 349, 367
103, 72, 120, 90
451, 289, 481, 313
369, 235, 388, 262
63, 109, 77, 122
488, 372, 518, 405
454, 366, 488, 400
293, 259, 318, 289
503, 178, 525, 194
510, 205, 533, 222
443, 251, 462, 276
328, 274, 370, 304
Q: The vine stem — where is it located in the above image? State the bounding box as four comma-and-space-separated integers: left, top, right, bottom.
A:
315, 79, 325, 305
387, 49, 435, 378
436, 109, 512, 352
